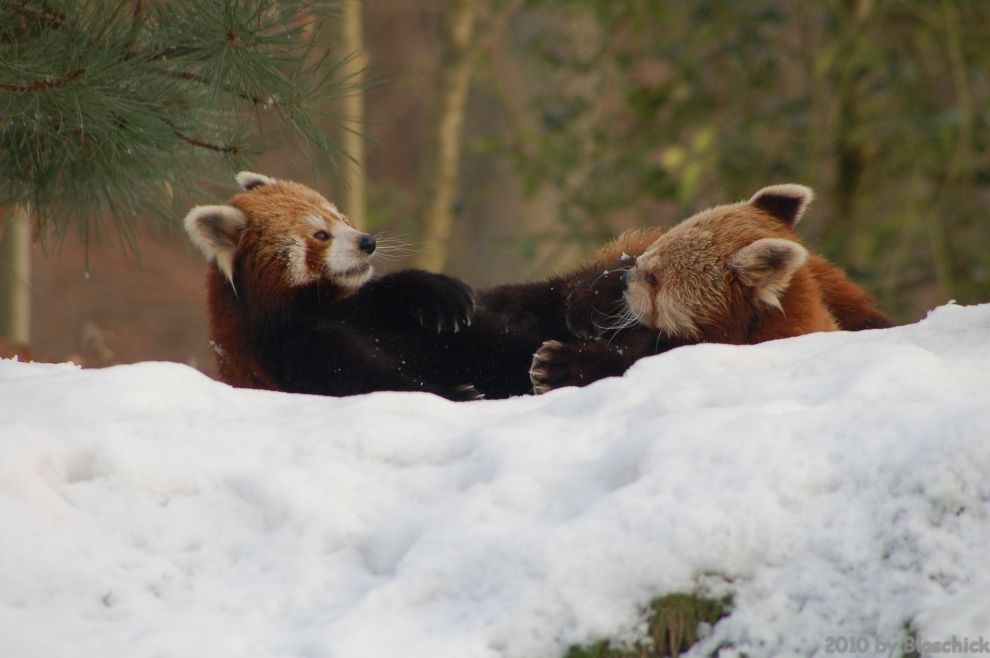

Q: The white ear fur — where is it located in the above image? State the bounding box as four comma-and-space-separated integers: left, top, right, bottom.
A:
235, 171, 275, 191
730, 238, 808, 310
184, 205, 247, 283
749, 184, 814, 226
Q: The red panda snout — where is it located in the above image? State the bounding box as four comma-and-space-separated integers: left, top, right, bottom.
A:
357, 234, 377, 254
315, 223, 374, 288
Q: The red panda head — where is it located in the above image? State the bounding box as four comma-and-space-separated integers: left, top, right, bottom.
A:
184, 172, 377, 291
623, 184, 823, 342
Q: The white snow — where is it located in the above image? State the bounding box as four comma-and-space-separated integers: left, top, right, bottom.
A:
1, 303, 989, 658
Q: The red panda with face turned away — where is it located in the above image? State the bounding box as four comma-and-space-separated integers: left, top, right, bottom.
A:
185, 172, 479, 400
529, 184, 892, 393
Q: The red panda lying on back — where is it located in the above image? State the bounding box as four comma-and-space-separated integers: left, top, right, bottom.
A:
185, 172, 480, 400
529, 184, 892, 393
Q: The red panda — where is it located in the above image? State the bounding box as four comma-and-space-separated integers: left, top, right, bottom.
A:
529, 184, 891, 393
185, 172, 479, 399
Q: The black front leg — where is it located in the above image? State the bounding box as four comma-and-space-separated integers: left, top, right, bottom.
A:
261, 319, 483, 400
529, 339, 635, 394
351, 269, 475, 333
529, 329, 687, 394
478, 276, 571, 339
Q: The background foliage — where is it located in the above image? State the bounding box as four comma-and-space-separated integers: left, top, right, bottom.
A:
497, 0, 990, 319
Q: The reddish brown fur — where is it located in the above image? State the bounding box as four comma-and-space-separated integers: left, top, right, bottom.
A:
193, 180, 366, 388
529, 185, 891, 395
206, 262, 278, 389
691, 214, 838, 344
207, 218, 325, 390
806, 255, 891, 330
591, 226, 666, 270
231, 181, 348, 286
231, 180, 337, 227
627, 191, 890, 345
744, 267, 838, 343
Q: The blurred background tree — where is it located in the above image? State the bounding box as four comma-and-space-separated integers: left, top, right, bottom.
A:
0, 0, 350, 346
337, 0, 367, 228
416, 0, 480, 272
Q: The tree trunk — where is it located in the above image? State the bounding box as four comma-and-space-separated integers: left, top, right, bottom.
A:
417, 0, 480, 272
824, 0, 883, 272
826, 0, 871, 268
340, 0, 368, 229
0, 205, 31, 346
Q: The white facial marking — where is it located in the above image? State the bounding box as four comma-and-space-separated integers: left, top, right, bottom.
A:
285, 234, 311, 286
327, 223, 373, 288
653, 286, 700, 337
622, 274, 652, 328
305, 214, 327, 231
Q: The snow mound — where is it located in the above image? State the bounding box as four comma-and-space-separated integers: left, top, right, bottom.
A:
1, 303, 989, 658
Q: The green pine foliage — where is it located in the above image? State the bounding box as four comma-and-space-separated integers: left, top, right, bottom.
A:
0, 0, 349, 245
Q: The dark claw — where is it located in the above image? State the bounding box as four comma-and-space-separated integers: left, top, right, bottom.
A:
530, 340, 582, 394
408, 273, 475, 333
447, 383, 484, 401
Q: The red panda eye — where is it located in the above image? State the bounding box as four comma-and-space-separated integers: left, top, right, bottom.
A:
645, 272, 659, 287
313, 230, 330, 241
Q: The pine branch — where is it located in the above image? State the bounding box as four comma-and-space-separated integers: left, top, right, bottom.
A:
160, 118, 240, 155
0, 68, 84, 92
12, 2, 67, 30
151, 68, 269, 105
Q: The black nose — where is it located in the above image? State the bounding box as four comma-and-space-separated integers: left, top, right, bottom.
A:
621, 270, 630, 291
358, 234, 376, 254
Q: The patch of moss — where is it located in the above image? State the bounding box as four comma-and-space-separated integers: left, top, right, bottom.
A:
563, 592, 731, 658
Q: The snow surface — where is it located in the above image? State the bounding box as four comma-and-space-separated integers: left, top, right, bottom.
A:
1, 303, 989, 658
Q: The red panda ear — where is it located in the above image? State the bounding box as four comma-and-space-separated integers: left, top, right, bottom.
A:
235, 171, 275, 191
184, 205, 247, 283
749, 184, 814, 227
730, 238, 808, 310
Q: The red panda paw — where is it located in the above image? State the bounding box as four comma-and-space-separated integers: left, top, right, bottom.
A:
565, 268, 629, 339
409, 274, 476, 334
529, 340, 589, 395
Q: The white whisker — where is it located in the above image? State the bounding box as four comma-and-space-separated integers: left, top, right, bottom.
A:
372, 233, 420, 261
